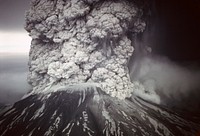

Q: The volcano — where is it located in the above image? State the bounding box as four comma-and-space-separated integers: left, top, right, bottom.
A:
0, 0, 200, 135
0, 85, 200, 136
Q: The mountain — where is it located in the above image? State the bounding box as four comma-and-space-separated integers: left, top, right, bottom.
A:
1, 0, 200, 135
0, 86, 200, 136
0, 104, 5, 111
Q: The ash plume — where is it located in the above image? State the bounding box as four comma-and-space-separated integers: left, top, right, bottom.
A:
129, 53, 200, 109
25, 0, 147, 99
128, 16, 200, 109
24, 0, 200, 106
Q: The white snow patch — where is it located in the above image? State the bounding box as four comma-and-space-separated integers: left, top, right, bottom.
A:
102, 102, 116, 135
31, 103, 45, 120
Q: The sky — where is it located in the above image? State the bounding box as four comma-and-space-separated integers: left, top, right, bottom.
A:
0, 53, 31, 104
0, 0, 31, 53
0, 0, 31, 104
148, 0, 200, 62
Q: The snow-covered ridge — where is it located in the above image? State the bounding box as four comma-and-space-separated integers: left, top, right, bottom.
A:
1, 89, 199, 136
25, 0, 146, 99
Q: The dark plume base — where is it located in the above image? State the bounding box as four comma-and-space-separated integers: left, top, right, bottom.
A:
0, 87, 200, 136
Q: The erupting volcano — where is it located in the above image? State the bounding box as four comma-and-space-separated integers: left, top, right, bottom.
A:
0, 0, 200, 136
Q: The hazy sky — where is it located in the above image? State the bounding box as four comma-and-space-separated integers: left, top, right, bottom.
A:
0, 53, 31, 104
0, 0, 30, 31
0, 0, 32, 104
0, 0, 31, 53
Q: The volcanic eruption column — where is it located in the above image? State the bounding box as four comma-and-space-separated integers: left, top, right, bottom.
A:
25, 0, 157, 101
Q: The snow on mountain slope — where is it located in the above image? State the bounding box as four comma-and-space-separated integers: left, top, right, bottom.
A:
0, 86, 199, 136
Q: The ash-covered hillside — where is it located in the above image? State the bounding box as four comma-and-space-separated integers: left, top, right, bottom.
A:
0, 0, 200, 136
1, 85, 200, 136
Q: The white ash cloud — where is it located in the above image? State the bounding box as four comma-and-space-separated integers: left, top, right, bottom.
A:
25, 0, 147, 99
129, 54, 200, 107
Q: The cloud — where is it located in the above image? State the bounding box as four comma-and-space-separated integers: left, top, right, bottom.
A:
129, 54, 200, 110
24, 0, 145, 99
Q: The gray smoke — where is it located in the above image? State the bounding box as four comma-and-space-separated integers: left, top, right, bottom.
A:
126, 1, 200, 109
130, 54, 199, 94
24, 0, 200, 108
128, 24, 200, 109
25, 0, 146, 99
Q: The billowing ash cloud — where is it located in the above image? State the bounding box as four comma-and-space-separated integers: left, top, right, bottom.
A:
25, 0, 147, 99
129, 54, 200, 108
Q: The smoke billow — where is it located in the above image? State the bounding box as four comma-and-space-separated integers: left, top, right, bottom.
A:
24, 0, 200, 109
129, 53, 200, 106
127, 0, 200, 109
25, 0, 146, 99
128, 8, 200, 108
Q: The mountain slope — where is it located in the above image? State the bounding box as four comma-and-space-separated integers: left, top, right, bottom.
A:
0, 86, 199, 136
